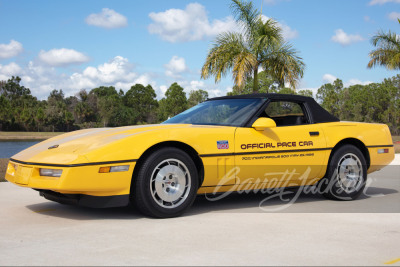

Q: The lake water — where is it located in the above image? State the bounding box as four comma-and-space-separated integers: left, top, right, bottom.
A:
0, 141, 41, 158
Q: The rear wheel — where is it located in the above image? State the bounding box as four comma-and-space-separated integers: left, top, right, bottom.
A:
131, 147, 199, 218
321, 145, 367, 200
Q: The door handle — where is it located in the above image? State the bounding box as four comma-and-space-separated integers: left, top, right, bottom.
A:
309, 131, 319, 136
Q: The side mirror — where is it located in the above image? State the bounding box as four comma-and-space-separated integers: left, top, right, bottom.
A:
252, 118, 276, 131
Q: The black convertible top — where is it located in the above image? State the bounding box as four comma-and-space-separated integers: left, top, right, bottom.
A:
208, 93, 340, 124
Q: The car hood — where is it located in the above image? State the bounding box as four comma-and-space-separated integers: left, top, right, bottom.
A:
11, 124, 190, 164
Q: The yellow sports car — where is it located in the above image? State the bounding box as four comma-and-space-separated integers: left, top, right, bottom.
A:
6, 94, 395, 217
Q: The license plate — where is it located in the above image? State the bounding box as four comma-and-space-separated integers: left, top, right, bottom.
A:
15, 166, 33, 185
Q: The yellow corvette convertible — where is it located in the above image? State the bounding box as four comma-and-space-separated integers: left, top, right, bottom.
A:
6, 94, 394, 217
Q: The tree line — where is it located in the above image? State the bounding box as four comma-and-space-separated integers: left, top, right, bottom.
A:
316, 75, 400, 135
0, 74, 399, 135
0, 76, 208, 132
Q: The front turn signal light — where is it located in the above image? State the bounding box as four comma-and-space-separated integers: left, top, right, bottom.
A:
99, 165, 129, 173
99, 167, 111, 173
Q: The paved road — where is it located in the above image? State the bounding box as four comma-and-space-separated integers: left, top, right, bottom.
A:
0, 157, 399, 266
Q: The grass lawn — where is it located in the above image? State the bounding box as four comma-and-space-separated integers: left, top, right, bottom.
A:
0, 132, 64, 140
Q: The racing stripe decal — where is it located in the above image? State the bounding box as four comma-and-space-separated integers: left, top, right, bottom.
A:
199, 147, 334, 158
10, 145, 393, 166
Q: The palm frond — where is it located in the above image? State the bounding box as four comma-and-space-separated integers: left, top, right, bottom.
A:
232, 51, 257, 87
368, 29, 400, 70
254, 18, 283, 55
260, 43, 305, 88
201, 0, 305, 92
230, 0, 260, 40
201, 32, 253, 84
368, 48, 400, 70
371, 30, 400, 49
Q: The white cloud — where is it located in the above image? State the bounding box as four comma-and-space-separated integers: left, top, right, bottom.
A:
164, 56, 188, 78
38, 48, 90, 67
0, 62, 22, 76
322, 74, 337, 84
0, 56, 230, 101
261, 15, 298, 40
369, 0, 400, 5
0, 40, 23, 59
321, 74, 372, 88
85, 8, 128, 29
15, 61, 61, 98
0, 56, 152, 99
148, 3, 237, 42
331, 29, 364, 46
0, 62, 22, 80
185, 80, 206, 93
178, 80, 226, 98
345, 79, 373, 87
134, 74, 153, 87
68, 56, 137, 91
157, 85, 168, 98
149, 4, 297, 43
279, 22, 299, 40
388, 12, 400, 21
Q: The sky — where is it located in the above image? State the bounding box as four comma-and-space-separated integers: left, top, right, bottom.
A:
0, 0, 399, 100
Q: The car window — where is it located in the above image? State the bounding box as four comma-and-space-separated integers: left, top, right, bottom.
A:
164, 98, 265, 127
261, 101, 308, 126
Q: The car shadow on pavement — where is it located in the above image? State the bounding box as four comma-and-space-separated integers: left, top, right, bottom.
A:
25, 186, 398, 220
359, 186, 399, 200
187, 186, 399, 215
26, 202, 143, 220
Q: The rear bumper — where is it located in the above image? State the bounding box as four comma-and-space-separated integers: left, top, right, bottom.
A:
36, 189, 130, 208
367, 146, 395, 173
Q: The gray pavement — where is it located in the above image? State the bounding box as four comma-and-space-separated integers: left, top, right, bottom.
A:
0, 157, 399, 266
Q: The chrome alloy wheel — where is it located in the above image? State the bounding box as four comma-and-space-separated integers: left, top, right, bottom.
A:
150, 159, 191, 209
336, 153, 363, 194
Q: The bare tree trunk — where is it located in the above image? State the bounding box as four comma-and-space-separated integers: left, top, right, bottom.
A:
253, 65, 259, 93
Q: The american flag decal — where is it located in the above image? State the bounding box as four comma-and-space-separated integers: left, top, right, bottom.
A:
217, 140, 229, 149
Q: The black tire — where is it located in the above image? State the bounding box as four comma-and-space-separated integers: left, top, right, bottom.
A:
131, 147, 199, 218
320, 144, 367, 201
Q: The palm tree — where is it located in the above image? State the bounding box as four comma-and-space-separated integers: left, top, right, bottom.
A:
368, 19, 400, 70
201, 0, 305, 93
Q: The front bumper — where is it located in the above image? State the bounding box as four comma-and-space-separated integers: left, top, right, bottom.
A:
5, 159, 136, 198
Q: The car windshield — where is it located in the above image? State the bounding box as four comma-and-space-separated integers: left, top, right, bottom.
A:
163, 98, 265, 127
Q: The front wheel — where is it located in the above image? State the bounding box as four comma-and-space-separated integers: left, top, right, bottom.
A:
131, 147, 199, 218
321, 144, 367, 200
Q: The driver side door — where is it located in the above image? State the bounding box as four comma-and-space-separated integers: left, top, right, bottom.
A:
234, 100, 328, 189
